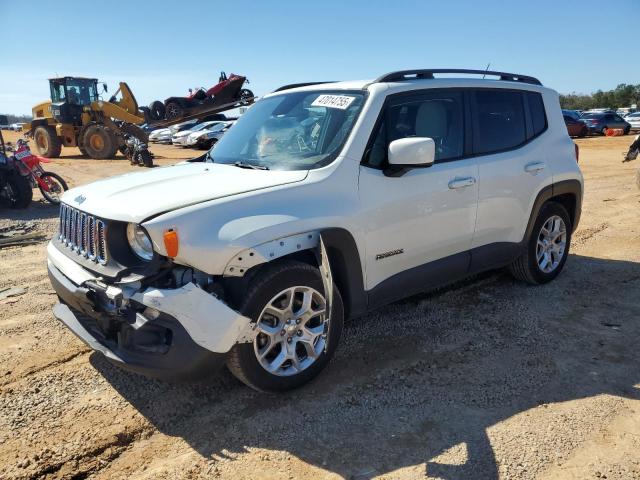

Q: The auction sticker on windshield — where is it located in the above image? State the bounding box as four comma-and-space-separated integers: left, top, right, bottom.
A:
311, 94, 356, 110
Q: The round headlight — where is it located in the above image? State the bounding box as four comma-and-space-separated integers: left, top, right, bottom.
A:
126, 223, 153, 260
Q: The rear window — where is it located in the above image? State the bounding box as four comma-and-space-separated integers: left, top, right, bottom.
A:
473, 90, 526, 154
527, 92, 547, 137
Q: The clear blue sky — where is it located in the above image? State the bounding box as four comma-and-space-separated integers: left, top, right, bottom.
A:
1, 0, 638, 115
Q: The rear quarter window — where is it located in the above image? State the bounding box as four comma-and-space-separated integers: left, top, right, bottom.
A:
527, 92, 547, 137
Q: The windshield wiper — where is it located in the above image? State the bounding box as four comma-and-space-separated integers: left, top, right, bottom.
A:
233, 161, 269, 170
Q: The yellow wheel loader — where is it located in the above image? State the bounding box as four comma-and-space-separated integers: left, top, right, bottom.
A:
24, 77, 149, 160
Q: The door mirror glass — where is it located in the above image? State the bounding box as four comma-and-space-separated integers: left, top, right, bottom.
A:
102, 83, 108, 93
388, 137, 435, 167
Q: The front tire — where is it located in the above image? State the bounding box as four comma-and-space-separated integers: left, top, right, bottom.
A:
38, 172, 68, 204
509, 201, 572, 285
148, 101, 166, 121
82, 124, 117, 159
226, 260, 344, 392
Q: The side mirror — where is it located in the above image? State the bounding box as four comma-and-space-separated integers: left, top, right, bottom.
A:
102, 83, 108, 93
385, 137, 435, 176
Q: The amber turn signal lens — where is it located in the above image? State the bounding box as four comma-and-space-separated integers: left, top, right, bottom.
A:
163, 229, 179, 258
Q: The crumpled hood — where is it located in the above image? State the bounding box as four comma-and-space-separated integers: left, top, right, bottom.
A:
60, 162, 308, 222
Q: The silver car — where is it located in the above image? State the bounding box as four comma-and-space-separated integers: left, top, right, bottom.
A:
625, 112, 640, 131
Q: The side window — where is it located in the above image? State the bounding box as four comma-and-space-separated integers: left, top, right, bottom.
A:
527, 92, 547, 137
473, 90, 526, 154
365, 91, 464, 167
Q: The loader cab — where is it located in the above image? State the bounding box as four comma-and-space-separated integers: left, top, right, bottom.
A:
48, 77, 99, 125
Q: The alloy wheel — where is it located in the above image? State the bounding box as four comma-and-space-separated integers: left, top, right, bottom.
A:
536, 215, 567, 273
253, 286, 328, 376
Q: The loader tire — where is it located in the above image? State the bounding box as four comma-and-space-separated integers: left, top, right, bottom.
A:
148, 101, 165, 121
33, 126, 62, 158
82, 124, 118, 160
78, 142, 88, 157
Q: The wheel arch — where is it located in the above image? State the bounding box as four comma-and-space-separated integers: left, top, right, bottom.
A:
523, 179, 582, 242
223, 228, 367, 319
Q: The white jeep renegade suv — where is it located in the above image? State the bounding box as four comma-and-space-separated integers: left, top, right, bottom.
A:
48, 69, 583, 392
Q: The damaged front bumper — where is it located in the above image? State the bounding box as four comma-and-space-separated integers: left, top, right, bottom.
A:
46, 242, 252, 381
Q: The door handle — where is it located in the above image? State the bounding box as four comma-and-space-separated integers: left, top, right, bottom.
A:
525, 162, 546, 174
448, 177, 476, 189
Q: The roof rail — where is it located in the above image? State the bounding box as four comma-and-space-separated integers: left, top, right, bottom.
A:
374, 69, 542, 86
273, 81, 337, 92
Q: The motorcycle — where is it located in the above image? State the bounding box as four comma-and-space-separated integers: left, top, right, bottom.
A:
0, 131, 32, 208
12, 138, 68, 204
121, 131, 154, 168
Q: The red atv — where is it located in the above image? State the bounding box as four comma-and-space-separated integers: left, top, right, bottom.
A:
12, 139, 68, 204
148, 72, 254, 121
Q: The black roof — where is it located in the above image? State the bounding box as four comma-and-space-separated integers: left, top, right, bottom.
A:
48, 76, 98, 82
374, 69, 542, 86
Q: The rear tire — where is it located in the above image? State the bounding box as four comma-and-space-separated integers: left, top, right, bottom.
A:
4, 173, 32, 208
164, 101, 184, 121
509, 201, 571, 285
33, 126, 62, 158
82, 124, 117, 160
38, 172, 68, 204
136, 150, 153, 168
226, 260, 344, 392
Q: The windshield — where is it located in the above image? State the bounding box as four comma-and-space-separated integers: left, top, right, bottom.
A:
65, 79, 98, 105
208, 90, 366, 170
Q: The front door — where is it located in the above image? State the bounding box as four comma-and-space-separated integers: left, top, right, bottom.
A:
358, 90, 478, 299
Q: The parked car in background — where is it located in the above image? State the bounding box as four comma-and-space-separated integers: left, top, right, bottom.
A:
584, 108, 615, 114
171, 121, 222, 147
9, 123, 26, 131
562, 109, 582, 121
581, 112, 631, 135
564, 115, 588, 137
616, 108, 636, 117
148, 128, 172, 144
149, 121, 198, 144
625, 112, 640, 131
192, 121, 235, 149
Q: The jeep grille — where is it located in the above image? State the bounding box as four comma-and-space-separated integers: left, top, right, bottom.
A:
58, 203, 107, 264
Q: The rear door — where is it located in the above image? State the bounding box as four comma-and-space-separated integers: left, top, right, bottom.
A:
470, 89, 552, 266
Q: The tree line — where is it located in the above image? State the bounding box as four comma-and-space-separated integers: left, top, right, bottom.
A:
0, 113, 33, 124
560, 84, 640, 111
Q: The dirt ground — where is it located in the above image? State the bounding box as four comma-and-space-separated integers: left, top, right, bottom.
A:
1, 130, 639, 480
